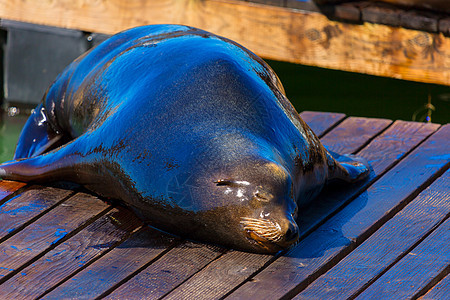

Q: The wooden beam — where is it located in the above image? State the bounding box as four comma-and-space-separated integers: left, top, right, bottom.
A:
0, 0, 449, 86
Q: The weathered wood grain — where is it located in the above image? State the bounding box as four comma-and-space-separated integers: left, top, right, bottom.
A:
295, 169, 450, 299
0, 186, 73, 241
154, 115, 395, 299
0, 114, 447, 299
300, 111, 346, 137
286, 0, 320, 12
0, 0, 449, 85
0, 207, 142, 299
439, 18, 450, 36
297, 121, 439, 243
105, 242, 224, 299
0, 181, 26, 203
0, 192, 109, 281
319, 117, 392, 154
355, 215, 450, 299
164, 250, 273, 299
249, 0, 285, 7
228, 124, 449, 299
361, 2, 402, 27
400, 10, 438, 33
357, 121, 440, 175
419, 273, 450, 300
41, 227, 177, 299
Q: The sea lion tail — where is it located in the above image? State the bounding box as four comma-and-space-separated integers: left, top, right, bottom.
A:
327, 151, 371, 183
13, 103, 66, 159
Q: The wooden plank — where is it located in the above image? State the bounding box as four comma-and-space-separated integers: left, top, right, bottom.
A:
361, 2, 402, 28
419, 273, 450, 300
0, 186, 73, 241
0, 207, 142, 299
249, 0, 285, 7
41, 227, 177, 299
319, 117, 391, 154
0, 192, 109, 281
295, 169, 450, 299
355, 216, 450, 299
439, 18, 450, 36
297, 121, 439, 242
150, 117, 396, 299
0, 180, 26, 203
164, 250, 272, 300
400, 10, 438, 33
356, 121, 440, 175
0, 0, 449, 85
228, 124, 450, 299
286, 0, 321, 12
299, 111, 346, 137
104, 242, 224, 299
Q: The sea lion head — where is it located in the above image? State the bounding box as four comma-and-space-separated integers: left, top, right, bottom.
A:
173, 144, 300, 254
213, 160, 299, 253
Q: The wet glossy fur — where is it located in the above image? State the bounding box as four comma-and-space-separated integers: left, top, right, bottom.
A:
0, 25, 370, 253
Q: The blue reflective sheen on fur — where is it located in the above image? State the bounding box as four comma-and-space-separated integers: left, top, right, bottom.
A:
0, 25, 370, 253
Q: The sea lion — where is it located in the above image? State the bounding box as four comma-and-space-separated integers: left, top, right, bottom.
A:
0, 25, 370, 254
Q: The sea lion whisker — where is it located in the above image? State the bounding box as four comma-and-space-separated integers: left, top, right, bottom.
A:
257, 231, 281, 238
253, 230, 283, 242
260, 234, 282, 241
239, 219, 270, 224
240, 221, 277, 228
243, 225, 273, 231
240, 217, 283, 242
240, 217, 269, 222
242, 223, 275, 229
240, 222, 273, 228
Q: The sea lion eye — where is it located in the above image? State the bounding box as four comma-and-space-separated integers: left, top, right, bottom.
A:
215, 179, 233, 186
215, 179, 250, 187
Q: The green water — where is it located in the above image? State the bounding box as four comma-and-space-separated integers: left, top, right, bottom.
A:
1, 62, 449, 163
0, 113, 28, 163
269, 61, 450, 124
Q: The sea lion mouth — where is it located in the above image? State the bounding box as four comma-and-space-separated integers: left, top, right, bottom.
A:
240, 217, 284, 243
240, 216, 299, 252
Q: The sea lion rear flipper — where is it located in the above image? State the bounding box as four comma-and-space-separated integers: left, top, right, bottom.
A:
1, 136, 123, 200
327, 150, 371, 183
0, 138, 83, 183
13, 103, 66, 159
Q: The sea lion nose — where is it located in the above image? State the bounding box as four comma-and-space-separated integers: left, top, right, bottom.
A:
283, 221, 299, 245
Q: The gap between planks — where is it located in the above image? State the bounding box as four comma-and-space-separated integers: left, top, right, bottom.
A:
295, 169, 450, 299
0, 191, 114, 285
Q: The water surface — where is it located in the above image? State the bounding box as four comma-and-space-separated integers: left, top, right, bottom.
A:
1, 62, 449, 163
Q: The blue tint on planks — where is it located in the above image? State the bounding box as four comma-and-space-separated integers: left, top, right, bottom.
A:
52, 228, 69, 244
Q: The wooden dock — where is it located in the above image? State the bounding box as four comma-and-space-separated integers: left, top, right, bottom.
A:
0, 111, 448, 299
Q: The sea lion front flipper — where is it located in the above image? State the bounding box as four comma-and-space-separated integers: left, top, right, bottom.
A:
327, 150, 371, 183
13, 103, 67, 159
